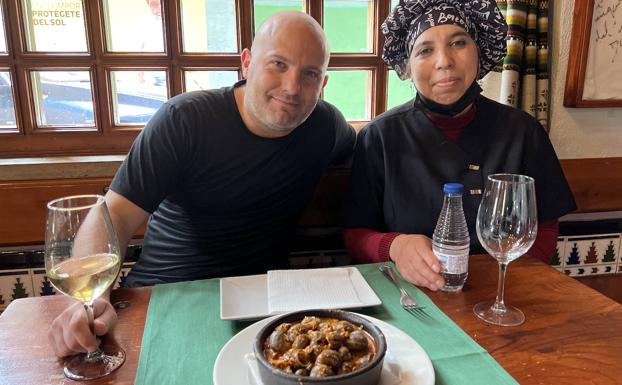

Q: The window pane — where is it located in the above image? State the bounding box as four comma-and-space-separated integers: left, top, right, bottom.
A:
0, 71, 17, 130
254, 0, 303, 31
31, 71, 94, 127
184, 70, 238, 92
181, 0, 237, 53
324, 70, 370, 120
104, 0, 164, 52
22, 0, 87, 52
111, 71, 167, 125
387, 70, 415, 110
391, 0, 399, 9
324, 0, 372, 53
0, 3, 7, 53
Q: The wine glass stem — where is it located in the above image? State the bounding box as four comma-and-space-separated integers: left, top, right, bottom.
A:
493, 262, 509, 312
84, 301, 103, 361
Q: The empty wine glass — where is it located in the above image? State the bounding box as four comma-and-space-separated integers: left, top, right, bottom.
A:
473, 174, 537, 326
45, 195, 125, 380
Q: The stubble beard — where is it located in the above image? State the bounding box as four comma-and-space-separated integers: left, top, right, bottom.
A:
247, 93, 312, 134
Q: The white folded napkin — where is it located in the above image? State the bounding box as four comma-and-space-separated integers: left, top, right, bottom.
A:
244, 353, 402, 385
267, 267, 364, 314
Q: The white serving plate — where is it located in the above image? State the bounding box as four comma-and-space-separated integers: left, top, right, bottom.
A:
213, 313, 435, 385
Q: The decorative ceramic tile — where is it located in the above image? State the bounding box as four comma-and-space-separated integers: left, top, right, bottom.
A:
0, 269, 35, 310
31, 269, 57, 297
288, 252, 317, 269
311, 252, 351, 268
288, 257, 313, 269
563, 264, 617, 277
550, 237, 566, 270
565, 240, 583, 266
328, 252, 351, 267
600, 237, 621, 264
113, 262, 135, 289
565, 234, 620, 276
563, 266, 588, 277
288, 251, 350, 269
310, 255, 337, 268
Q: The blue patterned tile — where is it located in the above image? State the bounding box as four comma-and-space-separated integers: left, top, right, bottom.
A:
0, 269, 34, 309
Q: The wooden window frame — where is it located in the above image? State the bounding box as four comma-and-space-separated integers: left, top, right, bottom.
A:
0, 0, 395, 158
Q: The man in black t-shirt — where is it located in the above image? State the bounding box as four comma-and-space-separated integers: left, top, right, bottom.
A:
48, 11, 355, 358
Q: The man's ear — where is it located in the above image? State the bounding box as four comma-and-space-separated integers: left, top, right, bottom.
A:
241, 48, 252, 78
322, 74, 328, 90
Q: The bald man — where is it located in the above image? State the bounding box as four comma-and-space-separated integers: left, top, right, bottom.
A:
48, 11, 355, 358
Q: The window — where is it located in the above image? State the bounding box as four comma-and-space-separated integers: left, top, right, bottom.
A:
0, 71, 17, 130
0, 3, 7, 53
110, 70, 168, 125
325, 70, 371, 120
324, 0, 373, 53
254, 0, 304, 32
30, 70, 94, 127
387, 70, 415, 110
184, 70, 239, 92
0, 0, 408, 157
180, 0, 237, 53
23, 0, 88, 52
104, 0, 164, 52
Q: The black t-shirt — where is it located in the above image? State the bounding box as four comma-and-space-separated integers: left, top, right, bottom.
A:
345, 95, 576, 250
111, 81, 355, 286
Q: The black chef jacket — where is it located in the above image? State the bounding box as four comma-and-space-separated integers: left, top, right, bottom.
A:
345, 95, 577, 250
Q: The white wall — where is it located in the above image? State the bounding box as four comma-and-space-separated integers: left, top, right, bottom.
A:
549, 0, 622, 159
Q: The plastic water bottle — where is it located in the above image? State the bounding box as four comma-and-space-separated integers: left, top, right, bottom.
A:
432, 183, 470, 291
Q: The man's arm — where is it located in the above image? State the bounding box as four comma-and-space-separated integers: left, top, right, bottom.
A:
106, 190, 150, 256
48, 190, 149, 357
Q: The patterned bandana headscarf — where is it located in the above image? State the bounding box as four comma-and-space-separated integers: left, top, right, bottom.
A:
382, 0, 507, 80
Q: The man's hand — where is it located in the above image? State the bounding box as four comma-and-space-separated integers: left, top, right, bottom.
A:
48, 298, 117, 357
389, 234, 445, 291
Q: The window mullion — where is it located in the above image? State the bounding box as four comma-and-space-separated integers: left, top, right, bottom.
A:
307, 0, 323, 25
237, 0, 253, 51
85, 0, 110, 136
165, 0, 183, 97
3, 0, 30, 136
374, 63, 387, 116
375, 0, 392, 115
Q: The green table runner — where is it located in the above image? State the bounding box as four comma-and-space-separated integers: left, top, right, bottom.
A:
134, 263, 517, 385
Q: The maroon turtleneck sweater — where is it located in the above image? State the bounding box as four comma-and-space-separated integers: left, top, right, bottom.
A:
344, 104, 559, 265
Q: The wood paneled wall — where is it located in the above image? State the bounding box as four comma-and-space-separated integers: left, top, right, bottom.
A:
0, 178, 111, 246
560, 157, 622, 213
1, 157, 621, 246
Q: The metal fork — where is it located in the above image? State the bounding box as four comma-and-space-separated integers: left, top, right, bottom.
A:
379, 265, 427, 317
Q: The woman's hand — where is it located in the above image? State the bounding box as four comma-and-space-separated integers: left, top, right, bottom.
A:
389, 234, 445, 291
48, 298, 117, 357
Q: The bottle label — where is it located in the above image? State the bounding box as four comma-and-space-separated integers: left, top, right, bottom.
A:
433, 247, 469, 274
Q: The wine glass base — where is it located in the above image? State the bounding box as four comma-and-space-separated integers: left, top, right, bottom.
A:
64, 346, 126, 380
473, 301, 525, 327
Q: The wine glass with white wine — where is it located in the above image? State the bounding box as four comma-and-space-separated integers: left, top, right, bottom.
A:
473, 174, 537, 327
45, 194, 125, 380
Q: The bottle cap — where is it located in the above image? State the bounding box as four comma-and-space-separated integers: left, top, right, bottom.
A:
443, 183, 464, 194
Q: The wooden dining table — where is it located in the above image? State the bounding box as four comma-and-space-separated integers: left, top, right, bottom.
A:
1, 254, 621, 385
